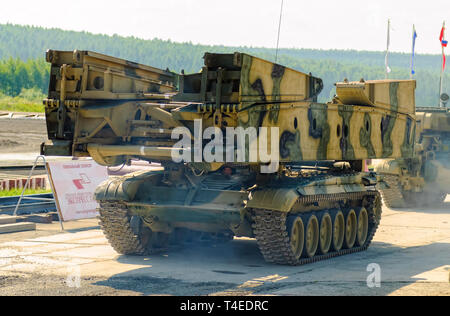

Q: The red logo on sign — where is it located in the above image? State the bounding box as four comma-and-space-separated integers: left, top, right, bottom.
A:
72, 173, 91, 190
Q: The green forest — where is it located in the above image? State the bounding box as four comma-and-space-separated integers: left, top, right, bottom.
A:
0, 23, 449, 109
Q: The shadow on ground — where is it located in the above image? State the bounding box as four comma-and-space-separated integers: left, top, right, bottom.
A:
95, 237, 450, 296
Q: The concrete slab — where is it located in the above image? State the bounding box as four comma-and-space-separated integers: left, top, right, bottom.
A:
40, 245, 118, 260
0, 215, 21, 225
0, 222, 36, 234
17, 214, 53, 224
29, 229, 103, 243
1, 241, 96, 254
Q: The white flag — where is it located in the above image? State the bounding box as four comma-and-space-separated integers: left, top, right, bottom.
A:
385, 19, 391, 76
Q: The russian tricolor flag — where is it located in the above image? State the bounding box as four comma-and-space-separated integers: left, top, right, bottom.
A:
440, 24, 447, 71
440, 26, 448, 47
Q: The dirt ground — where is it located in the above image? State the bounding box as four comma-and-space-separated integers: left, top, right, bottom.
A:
0, 118, 47, 154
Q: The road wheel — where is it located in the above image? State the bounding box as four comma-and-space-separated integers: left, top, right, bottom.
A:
356, 207, 369, 246
131, 215, 169, 251
303, 214, 319, 258
344, 209, 357, 249
318, 212, 332, 255
288, 216, 305, 261
331, 210, 345, 252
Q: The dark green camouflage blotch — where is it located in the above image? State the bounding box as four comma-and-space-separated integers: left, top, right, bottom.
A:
381, 82, 399, 157
401, 116, 415, 158
240, 54, 252, 98
360, 112, 376, 158
389, 82, 399, 112
308, 103, 330, 160
279, 130, 302, 161
269, 64, 285, 124
240, 54, 266, 102
338, 105, 355, 160
239, 54, 268, 135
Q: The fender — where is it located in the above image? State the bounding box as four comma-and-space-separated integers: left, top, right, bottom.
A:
95, 169, 163, 202
247, 173, 382, 213
247, 188, 299, 213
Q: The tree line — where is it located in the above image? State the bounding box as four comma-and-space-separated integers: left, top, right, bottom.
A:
0, 23, 449, 106
0, 58, 49, 96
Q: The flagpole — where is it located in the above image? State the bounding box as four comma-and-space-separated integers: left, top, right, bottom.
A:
385, 19, 390, 79
440, 21, 445, 107
275, 0, 284, 63
410, 25, 414, 79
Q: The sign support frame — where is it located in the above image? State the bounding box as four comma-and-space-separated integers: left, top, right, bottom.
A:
13, 155, 64, 231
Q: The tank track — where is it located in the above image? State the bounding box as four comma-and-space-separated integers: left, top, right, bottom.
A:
98, 202, 147, 255
378, 175, 405, 208
98, 202, 234, 255
251, 191, 382, 266
380, 175, 447, 208
99, 190, 382, 264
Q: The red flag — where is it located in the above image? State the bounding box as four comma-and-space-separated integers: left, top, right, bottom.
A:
440, 26, 447, 70
440, 27, 448, 47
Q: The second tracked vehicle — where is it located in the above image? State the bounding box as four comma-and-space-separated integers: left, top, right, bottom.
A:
41, 50, 416, 265
374, 106, 450, 208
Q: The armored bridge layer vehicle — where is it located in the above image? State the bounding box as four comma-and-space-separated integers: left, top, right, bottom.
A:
41, 50, 416, 265
374, 106, 449, 208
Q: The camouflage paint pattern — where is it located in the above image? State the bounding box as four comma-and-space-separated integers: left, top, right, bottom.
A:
45, 50, 176, 102
42, 51, 416, 169
234, 57, 416, 164
42, 50, 178, 154
41, 50, 412, 242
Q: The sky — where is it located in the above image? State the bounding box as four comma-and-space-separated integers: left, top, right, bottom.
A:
0, 0, 449, 54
